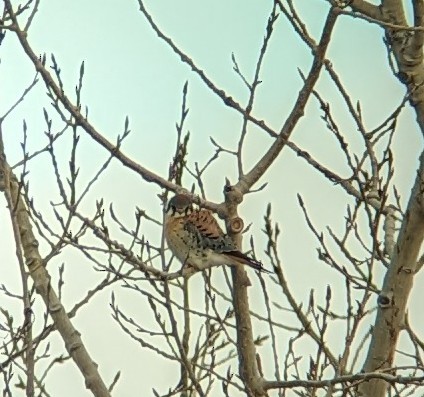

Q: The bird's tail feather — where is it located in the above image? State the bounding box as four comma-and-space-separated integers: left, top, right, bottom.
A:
224, 251, 272, 273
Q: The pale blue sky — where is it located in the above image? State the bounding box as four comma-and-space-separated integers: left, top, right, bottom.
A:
1, 1, 422, 396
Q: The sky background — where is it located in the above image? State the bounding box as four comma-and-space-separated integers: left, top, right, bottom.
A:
1, 0, 423, 396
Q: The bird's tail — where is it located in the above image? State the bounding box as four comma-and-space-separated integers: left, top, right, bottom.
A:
224, 251, 272, 273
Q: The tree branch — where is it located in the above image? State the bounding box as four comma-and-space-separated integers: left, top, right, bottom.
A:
359, 152, 424, 396
235, 6, 340, 194
264, 368, 424, 390
4, 0, 180, 193
0, 140, 111, 396
349, 0, 383, 20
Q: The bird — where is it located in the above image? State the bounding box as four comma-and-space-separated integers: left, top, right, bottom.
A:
164, 193, 271, 274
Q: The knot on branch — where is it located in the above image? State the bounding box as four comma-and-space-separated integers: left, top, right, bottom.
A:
227, 217, 244, 234
377, 292, 393, 308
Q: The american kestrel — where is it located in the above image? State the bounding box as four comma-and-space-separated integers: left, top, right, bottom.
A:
164, 194, 271, 273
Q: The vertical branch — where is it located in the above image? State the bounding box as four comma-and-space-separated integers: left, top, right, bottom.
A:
359, 153, 424, 396
222, 182, 265, 396
0, 157, 111, 396
224, 7, 339, 396
379, 0, 424, 133
0, 126, 34, 396
352, 1, 424, 395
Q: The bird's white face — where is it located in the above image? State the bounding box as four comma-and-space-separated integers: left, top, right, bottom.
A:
166, 194, 193, 218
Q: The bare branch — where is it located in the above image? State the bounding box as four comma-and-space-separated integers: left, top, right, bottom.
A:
236, 6, 340, 194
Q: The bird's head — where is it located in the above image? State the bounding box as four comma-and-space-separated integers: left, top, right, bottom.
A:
166, 194, 193, 217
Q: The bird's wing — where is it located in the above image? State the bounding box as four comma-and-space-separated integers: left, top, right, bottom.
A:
184, 209, 236, 251
184, 209, 271, 273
